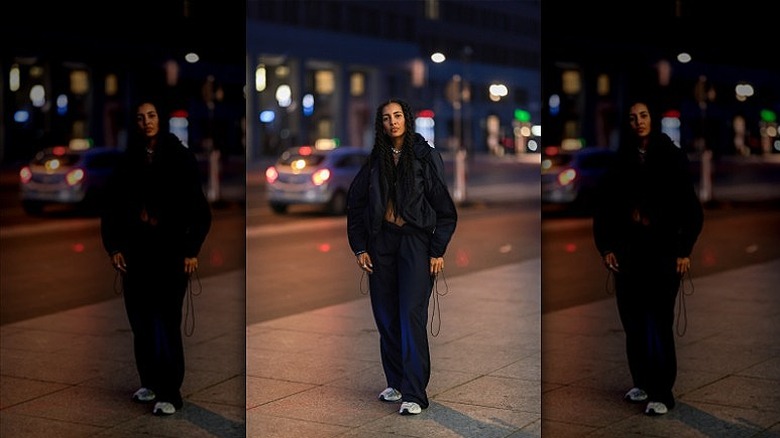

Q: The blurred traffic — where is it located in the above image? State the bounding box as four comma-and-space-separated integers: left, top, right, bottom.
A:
265, 144, 369, 215
541, 146, 617, 215
18, 144, 123, 215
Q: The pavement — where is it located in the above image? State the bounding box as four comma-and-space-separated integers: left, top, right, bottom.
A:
2, 151, 780, 437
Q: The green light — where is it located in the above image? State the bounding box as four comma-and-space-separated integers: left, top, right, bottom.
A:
760, 109, 777, 123
514, 109, 531, 123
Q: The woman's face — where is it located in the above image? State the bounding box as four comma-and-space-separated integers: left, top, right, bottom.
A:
628, 103, 651, 138
136, 103, 159, 139
381, 102, 406, 144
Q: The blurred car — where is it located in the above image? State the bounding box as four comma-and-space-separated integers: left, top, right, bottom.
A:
19, 145, 124, 215
541, 146, 617, 213
265, 145, 370, 215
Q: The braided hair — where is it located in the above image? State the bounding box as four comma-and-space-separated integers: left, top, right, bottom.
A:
371, 98, 416, 219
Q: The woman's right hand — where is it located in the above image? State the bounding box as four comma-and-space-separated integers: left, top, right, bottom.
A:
356, 252, 373, 274
603, 252, 619, 272
111, 252, 127, 274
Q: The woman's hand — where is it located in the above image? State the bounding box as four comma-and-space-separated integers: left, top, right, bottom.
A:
430, 257, 444, 276
676, 257, 691, 275
603, 252, 619, 272
184, 257, 199, 275
357, 252, 373, 274
111, 252, 127, 274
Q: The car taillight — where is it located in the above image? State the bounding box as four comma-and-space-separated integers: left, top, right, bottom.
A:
265, 166, 279, 184
65, 168, 85, 186
19, 166, 32, 184
557, 168, 577, 186
311, 168, 331, 186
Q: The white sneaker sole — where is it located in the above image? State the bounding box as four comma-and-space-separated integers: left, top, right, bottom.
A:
399, 402, 422, 415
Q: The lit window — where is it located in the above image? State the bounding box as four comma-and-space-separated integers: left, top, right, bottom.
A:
562, 70, 581, 95
350, 72, 365, 97
105, 74, 118, 96
316, 70, 335, 95
70, 70, 89, 95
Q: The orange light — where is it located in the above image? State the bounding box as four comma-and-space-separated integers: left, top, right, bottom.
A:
265, 166, 279, 183
65, 168, 85, 186
311, 168, 330, 186
298, 146, 313, 156
558, 168, 576, 186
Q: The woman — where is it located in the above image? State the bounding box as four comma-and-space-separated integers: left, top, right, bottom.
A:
593, 99, 703, 416
101, 98, 212, 416
347, 98, 457, 415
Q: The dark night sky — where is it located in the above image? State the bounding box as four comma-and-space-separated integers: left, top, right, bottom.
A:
542, 0, 777, 72
2, 1, 244, 67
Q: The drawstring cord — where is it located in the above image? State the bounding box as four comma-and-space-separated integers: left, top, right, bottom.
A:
113, 270, 124, 295
360, 270, 369, 295
429, 270, 450, 337
112, 265, 202, 337
604, 269, 615, 296
604, 266, 695, 337
184, 270, 202, 337
357, 268, 451, 337
676, 270, 694, 337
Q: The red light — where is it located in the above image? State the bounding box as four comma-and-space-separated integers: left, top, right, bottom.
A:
544, 146, 560, 156
265, 166, 279, 184
298, 146, 313, 156
312, 168, 331, 186
19, 166, 32, 184
417, 109, 435, 118
171, 109, 188, 118
52, 146, 68, 156
65, 168, 85, 186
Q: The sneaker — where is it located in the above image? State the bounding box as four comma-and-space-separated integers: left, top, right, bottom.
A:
624, 387, 648, 403
132, 387, 156, 403
378, 387, 402, 402
152, 401, 177, 416
399, 401, 422, 415
645, 401, 669, 416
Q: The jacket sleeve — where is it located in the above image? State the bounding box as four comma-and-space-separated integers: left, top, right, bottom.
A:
181, 148, 212, 258
426, 150, 457, 258
592, 163, 620, 256
674, 151, 703, 257
100, 156, 129, 256
346, 162, 370, 255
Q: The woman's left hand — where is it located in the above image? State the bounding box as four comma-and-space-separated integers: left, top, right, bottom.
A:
184, 257, 199, 275
430, 257, 444, 276
676, 257, 691, 275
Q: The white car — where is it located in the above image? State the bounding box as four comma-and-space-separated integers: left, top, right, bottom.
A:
265, 145, 370, 215
19, 145, 124, 215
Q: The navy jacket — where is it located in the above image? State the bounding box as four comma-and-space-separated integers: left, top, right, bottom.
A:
101, 132, 211, 260
346, 134, 457, 258
593, 132, 703, 260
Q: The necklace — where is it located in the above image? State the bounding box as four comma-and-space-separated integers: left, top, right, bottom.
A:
392, 148, 402, 155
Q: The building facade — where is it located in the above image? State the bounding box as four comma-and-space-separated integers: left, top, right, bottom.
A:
246, 0, 541, 162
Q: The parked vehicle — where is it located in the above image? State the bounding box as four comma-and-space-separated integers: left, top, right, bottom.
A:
541, 146, 617, 214
265, 145, 370, 215
19, 145, 124, 215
